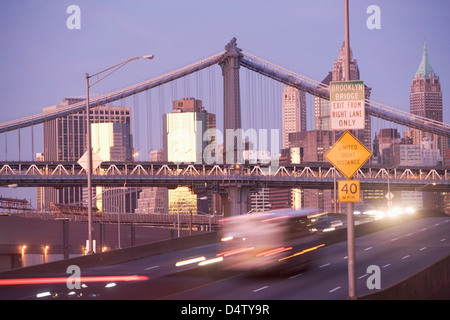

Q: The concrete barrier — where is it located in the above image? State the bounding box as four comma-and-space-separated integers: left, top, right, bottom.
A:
361, 254, 450, 300
0, 232, 220, 276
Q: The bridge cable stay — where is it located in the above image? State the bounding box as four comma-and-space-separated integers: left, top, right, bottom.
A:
1, 47, 449, 165
133, 93, 140, 157
1, 49, 447, 138
0, 51, 227, 134
240, 51, 449, 137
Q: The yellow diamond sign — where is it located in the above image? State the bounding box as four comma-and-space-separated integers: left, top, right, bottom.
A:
325, 130, 372, 179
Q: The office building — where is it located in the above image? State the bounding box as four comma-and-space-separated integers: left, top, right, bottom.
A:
410, 42, 442, 122
288, 130, 336, 211
90, 122, 134, 212
314, 42, 372, 150
282, 85, 306, 149
410, 42, 445, 156
163, 98, 216, 215
41, 98, 132, 210
135, 150, 167, 214
409, 42, 445, 211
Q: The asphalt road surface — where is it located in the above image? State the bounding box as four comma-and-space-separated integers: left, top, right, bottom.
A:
0, 216, 449, 301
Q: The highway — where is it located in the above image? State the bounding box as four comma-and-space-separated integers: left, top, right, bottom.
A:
0, 215, 449, 301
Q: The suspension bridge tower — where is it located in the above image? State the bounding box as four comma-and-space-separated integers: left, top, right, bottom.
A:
218, 38, 250, 216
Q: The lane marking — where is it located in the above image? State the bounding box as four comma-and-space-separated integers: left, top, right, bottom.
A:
419, 247, 427, 251
402, 255, 410, 260
289, 273, 303, 279
319, 263, 330, 268
328, 286, 341, 293
358, 274, 368, 279
144, 265, 160, 271
391, 237, 398, 242
382, 263, 391, 268
441, 238, 446, 242
253, 286, 269, 293
364, 247, 373, 251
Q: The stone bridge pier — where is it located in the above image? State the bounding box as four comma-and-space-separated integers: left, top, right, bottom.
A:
220, 185, 251, 217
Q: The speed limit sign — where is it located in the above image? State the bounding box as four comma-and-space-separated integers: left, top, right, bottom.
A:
338, 180, 360, 203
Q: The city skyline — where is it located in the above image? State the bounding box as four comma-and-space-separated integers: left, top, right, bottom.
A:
1, 1, 449, 206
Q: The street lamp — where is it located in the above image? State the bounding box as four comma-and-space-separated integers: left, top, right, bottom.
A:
85, 54, 154, 254
177, 196, 207, 238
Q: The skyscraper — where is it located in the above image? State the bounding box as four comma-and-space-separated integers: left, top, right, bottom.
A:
282, 85, 306, 149
314, 42, 372, 149
410, 42, 445, 212
410, 42, 444, 154
91, 122, 133, 212
163, 98, 216, 215
41, 98, 132, 210
310, 42, 371, 212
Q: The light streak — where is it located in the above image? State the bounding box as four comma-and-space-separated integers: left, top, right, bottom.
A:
175, 256, 206, 267
216, 247, 254, 257
198, 257, 223, 266
256, 247, 292, 257
278, 244, 325, 261
0, 275, 148, 286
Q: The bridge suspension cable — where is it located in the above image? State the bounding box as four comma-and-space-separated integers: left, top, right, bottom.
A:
1, 47, 449, 138
240, 51, 450, 137
0, 51, 226, 134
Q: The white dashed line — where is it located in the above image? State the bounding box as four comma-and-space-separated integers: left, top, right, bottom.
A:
382, 263, 391, 268
319, 263, 330, 268
253, 286, 269, 293
364, 247, 373, 251
402, 255, 410, 260
144, 265, 160, 271
289, 274, 303, 279
358, 274, 368, 279
328, 286, 341, 293
419, 247, 427, 251
441, 238, 446, 242
391, 238, 398, 242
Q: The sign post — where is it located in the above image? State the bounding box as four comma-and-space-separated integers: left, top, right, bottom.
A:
325, 130, 372, 299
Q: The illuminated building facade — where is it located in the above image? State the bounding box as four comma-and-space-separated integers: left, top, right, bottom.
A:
90, 122, 134, 212
163, 98, 216, 215
40, 98, 131, 210
282, 85, 306, 149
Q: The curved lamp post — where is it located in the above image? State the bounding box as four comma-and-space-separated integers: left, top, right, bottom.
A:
85, 55, 154, 254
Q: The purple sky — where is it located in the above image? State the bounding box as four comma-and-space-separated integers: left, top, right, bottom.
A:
1, 0, 449, 205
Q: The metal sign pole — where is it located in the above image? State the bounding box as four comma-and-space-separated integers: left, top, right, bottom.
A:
344, 0, 356, 300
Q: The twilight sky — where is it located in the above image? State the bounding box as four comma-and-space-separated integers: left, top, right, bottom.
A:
0, 0, 449, 204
